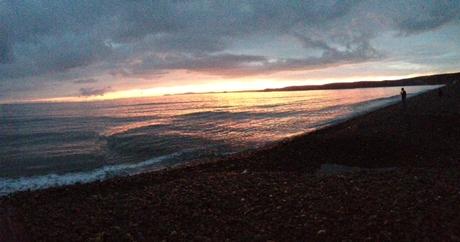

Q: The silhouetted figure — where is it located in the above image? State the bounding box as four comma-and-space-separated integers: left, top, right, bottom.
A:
438, 88, 443, 97
400, 88, 407, 106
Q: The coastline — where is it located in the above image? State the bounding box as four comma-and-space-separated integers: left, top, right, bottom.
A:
0, 85, 438, 196
1, 82, 459, 241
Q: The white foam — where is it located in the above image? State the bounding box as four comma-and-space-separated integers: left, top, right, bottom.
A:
0, 152, 181, 196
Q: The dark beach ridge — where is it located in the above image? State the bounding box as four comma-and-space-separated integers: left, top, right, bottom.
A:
1, 81, 460, 241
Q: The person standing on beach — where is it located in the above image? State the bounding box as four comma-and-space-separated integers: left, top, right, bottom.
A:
400, 88, 407, 105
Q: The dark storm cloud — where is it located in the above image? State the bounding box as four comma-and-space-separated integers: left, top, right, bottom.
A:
390, 0, 460, 35
125, 38, 380, 77
0, 0, 365, 81
79, 86, 111, 96
1, 0, 460, 99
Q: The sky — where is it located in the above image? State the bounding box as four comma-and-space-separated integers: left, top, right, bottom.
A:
0, 0, 459, 103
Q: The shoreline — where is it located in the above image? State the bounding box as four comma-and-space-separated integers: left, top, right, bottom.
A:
0, 85, 435, 196
1, 82, 459, 241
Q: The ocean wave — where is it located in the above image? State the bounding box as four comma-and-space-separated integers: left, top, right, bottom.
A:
2, 115, 161, 124
101, 121, 168, 137
0, 131, 100, 146
0, 151, 182, 196
307, 92, 422, 130
177, 110, 238, 119
112, 100, 206, 108
175, 110, 308, 122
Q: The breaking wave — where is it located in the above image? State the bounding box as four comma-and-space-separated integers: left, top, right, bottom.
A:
0, 151, 183, 196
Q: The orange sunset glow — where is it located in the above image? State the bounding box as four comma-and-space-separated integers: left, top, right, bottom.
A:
25, 69, 436, 104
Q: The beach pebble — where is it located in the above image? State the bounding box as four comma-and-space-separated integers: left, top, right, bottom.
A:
317, 229, 327, 235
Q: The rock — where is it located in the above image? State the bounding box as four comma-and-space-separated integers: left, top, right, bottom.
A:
317, 229, 327, 235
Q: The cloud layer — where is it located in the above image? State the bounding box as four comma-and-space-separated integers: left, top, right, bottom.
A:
79, 86, 111, 97
1, 0, 459, 100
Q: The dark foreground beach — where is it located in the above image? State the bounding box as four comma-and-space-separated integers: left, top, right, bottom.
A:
1, 82, 460, 241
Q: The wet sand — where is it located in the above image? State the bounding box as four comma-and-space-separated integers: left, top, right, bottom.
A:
1, 82, 460, 241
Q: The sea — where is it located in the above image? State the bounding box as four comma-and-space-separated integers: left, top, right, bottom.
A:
0, 85, 441, 195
